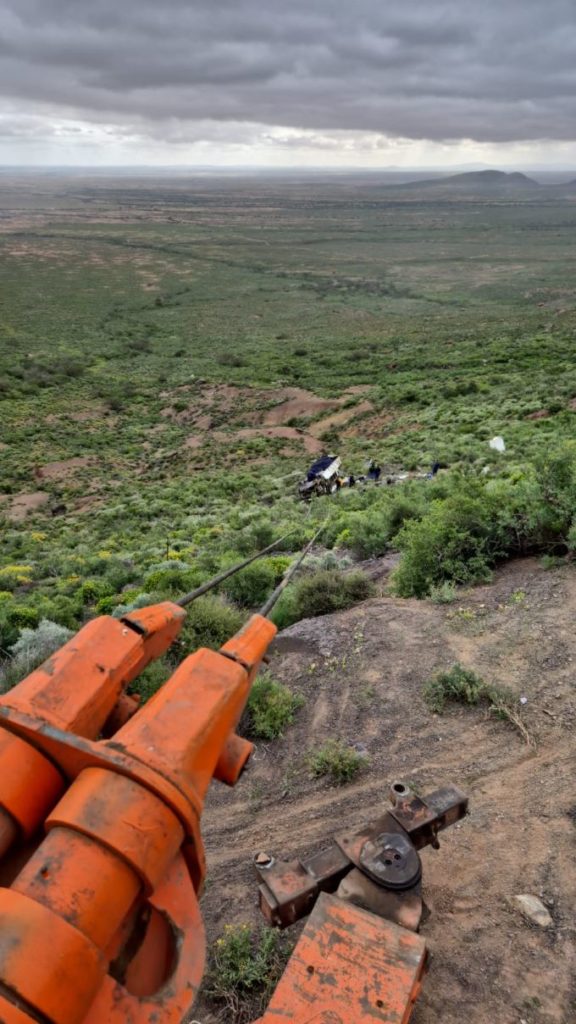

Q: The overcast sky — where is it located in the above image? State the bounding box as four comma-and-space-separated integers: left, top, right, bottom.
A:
1, 0, 576, 168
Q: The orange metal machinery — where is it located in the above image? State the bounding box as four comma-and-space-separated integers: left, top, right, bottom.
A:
0, 599, 466, 1024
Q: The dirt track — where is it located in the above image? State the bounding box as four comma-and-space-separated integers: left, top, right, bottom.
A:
197, 559, 576, 1024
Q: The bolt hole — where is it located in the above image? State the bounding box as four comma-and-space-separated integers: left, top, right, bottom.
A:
376, 999, 384, 1008
393, 853, 401, 861
307, 965, 315, 975
40, 866, 50, 879
384, 858, 393, 866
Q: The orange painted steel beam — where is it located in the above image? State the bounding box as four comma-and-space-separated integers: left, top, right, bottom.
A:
0, 613, 276, 1024
259, 892, 427, 1024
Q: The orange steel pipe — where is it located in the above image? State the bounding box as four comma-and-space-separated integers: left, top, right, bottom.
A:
12, 828, 142, 950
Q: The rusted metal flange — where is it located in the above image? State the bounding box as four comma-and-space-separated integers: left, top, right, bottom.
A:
359, 831, 422, 890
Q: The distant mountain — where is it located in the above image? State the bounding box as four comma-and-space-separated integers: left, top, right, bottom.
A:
391, 169, 539, 190
443, 170, 538, 187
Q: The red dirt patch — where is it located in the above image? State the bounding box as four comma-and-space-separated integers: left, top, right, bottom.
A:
220, 426, 323, 455
262, 388, 338, 426
184, 435, 204, 450
309, 400, 374, 437
343, 384, 374, 394
526, 409, 550, 420
36, 457, 93, 481
5, 491, 50, 520
342, 411, 395, 438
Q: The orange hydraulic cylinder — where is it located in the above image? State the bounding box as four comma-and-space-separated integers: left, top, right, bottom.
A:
118, 615, 277, 808
0, 603, 184, 857
1, 771, 186, 1024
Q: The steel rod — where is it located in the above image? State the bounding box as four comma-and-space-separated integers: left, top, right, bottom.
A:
258, 522, 326, 617
177, 533, 291, 608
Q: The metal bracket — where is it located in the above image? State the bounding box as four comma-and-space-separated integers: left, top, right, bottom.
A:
255, 782, 467, 930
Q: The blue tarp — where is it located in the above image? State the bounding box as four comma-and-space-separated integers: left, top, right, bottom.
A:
307, 455, 337, 481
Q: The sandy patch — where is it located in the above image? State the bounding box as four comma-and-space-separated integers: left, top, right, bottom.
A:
6, 491, 50, 520
36, 457, 93, 481
309, 399, 374, 437
262, 388, 338, 425
185, 435, 204, 449
214, 426, 323, 455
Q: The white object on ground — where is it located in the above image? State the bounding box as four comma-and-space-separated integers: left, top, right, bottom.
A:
510, 894, 553, 927
489, 436, 506, 453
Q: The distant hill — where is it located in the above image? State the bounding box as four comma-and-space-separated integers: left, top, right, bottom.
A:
442, 170, 537, 187
392, 169, 539, 190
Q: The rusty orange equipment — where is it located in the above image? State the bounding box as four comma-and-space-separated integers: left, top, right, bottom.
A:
0, 596, 466, 1024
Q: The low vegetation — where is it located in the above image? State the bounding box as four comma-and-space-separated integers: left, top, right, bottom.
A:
423, 664, 531, 743
204, 923, 292, 1023
272, 569, 374, 629
308, 739, 366, 784
2, 178, 576, 686
244, 673, 304, 740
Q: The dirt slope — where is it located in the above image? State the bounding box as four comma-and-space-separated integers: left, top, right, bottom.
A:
197, 559, 576, 1024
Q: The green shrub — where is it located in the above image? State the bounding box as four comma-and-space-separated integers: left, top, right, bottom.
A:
272, 570, 374, 629
308, 739, 366, 784
95, 594, 124, 614
144, 564, 198, 594
540, 554, 565, 569
129, 657, 171, 703
176, 594, 244, 655
112, 592, 157, 617
335, 509, 390, 558
393, 493, 499, 597
0, 565, 34, 591
221, 557, 278, 609
244, 673, 304, 739
393, 454, 576, 597
0, 605, 40, 649
423, 664, 530, 742
1, 619, 74, 691
80, 579, 114, 604
428, 581, 457, 604
205, 923, 291, 1023
423, 664, 485, 712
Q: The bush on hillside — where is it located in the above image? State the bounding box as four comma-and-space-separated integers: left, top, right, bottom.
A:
308, 739, 366, 785
393, 493, 498, 597
220, 556, 285, 609
1, 619, 74, 692
394, 452, 576, 597
175, 594, 244, 657
243, 673, 304, 740
0, 604, 40, 651
205, 923, 291, 1023
129, 657, 171, 703
272, 569, 374, 629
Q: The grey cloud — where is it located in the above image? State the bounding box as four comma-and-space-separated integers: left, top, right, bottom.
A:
0, 0, 575, 143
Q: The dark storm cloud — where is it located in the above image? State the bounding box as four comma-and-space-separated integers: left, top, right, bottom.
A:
1, 0, 575, 142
